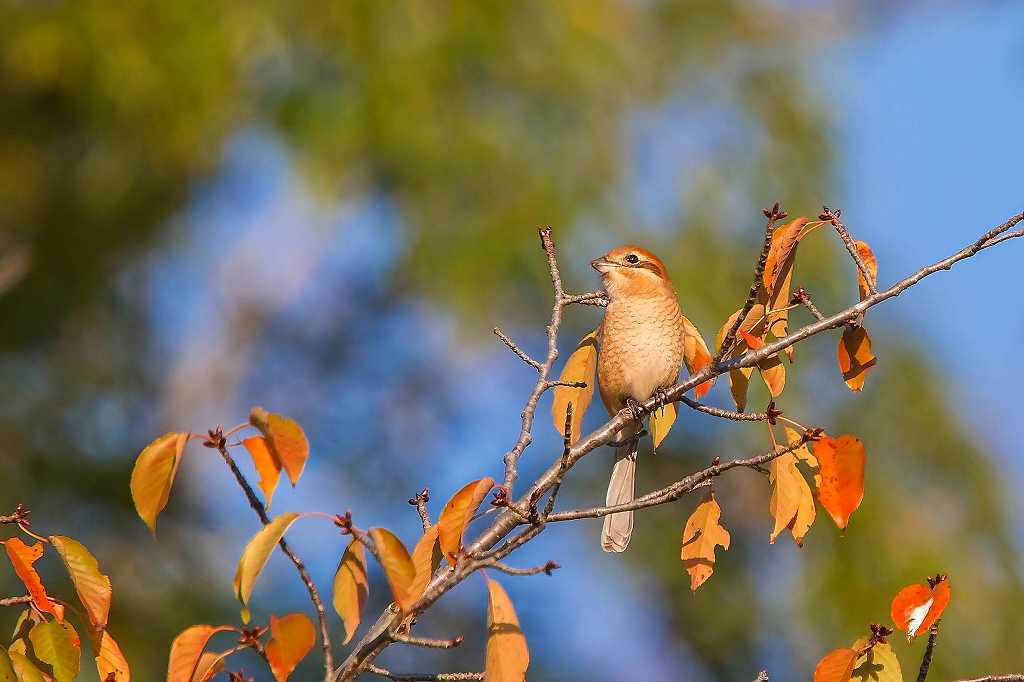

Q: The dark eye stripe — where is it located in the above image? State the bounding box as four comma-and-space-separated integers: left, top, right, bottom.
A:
635, 260, 662, 274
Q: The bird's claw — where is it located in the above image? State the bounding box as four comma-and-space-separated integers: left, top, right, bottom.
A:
625, 397, 645, 423
652, 387, 670, 411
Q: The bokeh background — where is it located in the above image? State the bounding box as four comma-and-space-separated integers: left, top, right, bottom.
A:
2, 1, 1023, 680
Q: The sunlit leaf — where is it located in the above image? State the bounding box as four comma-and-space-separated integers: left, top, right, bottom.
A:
242, 436, 282, 509
94, 630, 130, 682
410, 525, 442, 603
7, 650, 45, 682
191, 652, 224, 682
265, 613, 315, 682
680, 491, 731, 591
717, 306, 765, 411
814, 647, 858, 682
249, 408, 309, 486
757, 351, 786, 397
437, 478, 494, 564
891, 577, 950, 640
763, 217, 809, 344
167, 625, 233, 682
784, 427, 817, 467
551, 329, 599, 443
332, 539, 369, 645
649, 403, 676, 451
29, 620, 80, 682
814, 435, 866, 530
49, 536, 111, 630
2, 538, 63, 621
485, 578, 529, 682
0, 645, 15, 682
854, 240, 878, 301
837, 325, 876, 392
369, 528, 417, 614
130, 432, 189, 534
233, 512, 302, 619
850, 638, 902, 682
768, 450, 815, 546
680, 315, 714, 399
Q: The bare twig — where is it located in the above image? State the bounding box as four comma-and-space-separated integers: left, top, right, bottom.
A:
950, 677, 1024, 682
393, 633, 464, 649
408, 488, 432, 533
916, 619, 940, 682
821, 206, 878, 296
678, 395, 768, 422
0, 595, 32, 607
367, 665, 483, 681
479, 559, 560, 576
543, 379, 588, 390
753, 672, 769, 682
791, 286, 825, 321
541, 406, 574, 520
493, 327, 542, 370
0, 503, 30, 526
561, 290, 608, 307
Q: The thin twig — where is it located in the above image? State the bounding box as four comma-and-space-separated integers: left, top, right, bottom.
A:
753, 672, 769, 682
916, 619, 940, 682
408, 488, 432, 533
543, 379, 588, 390
791, 286, 825, 321
540, 405, 574, 520
0, 596, 32, 607
561, 290, 608, 307
950, 677, 1024, 682
493, 327, 542, 370
479, 559, 560, 576
821, 206, 878, 296
366, 665, 483, 681
393, 633, 463, 649
678, 395, 768, 422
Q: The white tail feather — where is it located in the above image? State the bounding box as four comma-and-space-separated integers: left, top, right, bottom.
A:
601, 429, 638, 552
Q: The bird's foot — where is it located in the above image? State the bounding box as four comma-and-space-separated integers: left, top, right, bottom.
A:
624, 397, 645, 423
652, 387, 671, 411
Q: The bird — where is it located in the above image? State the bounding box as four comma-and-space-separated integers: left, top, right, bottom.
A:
590, 246, 688, 552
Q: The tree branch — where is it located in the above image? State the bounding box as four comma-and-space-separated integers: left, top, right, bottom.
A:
0, 595, 32, 607
678, 395, 768, 422
408, 488, 432, 533
821, 206, 878, 296
393, 633, 464, 649
916, 619, 940, 682
367, 665, 483, 681
561, 290, 608, 307
493, 327, 542, 370
478, 559, 560, 576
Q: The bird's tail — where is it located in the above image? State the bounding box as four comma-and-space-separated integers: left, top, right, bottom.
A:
601, 423, 639, 552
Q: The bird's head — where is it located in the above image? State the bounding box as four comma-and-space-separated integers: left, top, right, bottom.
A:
591, 245, 673, 300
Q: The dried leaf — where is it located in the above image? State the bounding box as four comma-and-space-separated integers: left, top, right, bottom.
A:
814, 435, 866, 530
485, 578, 529, 682
130, 432, 189, 534
649, 403, 676, 451
94, 630, 130, 682
242, 436, 282, 509
7, 650, 45, 682
437, 478, 494, 564
855, 240, 878, 301
850, 638, 903, 682
768, 451, 815, 545
265, 613, 315, 682
757, 351, 786, 397
233, 512, 302, 620
29, 620, 80, 682
0, 646, 15, 682
717, 306, 766, 411
3, 538, 63, 621
410, 525, 442, 602
680, 315, 714, 398
249, 408, 309, 486
763, 217, 809, 343
332, 539, 369, 645
551, 329, 599, 443
891, 578, 950, 640
680, 491, 731, 591
814, 647, 858, 682
49, 536, 111, 630
191, 652, 224, 682
369, 528, 417, 613
784, 427, 817, 467
837, 325, 876, 392
167, 625, 233, 682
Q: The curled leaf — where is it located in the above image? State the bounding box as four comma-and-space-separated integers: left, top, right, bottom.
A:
680, 491, 731, 591
768, 451, 815, 546
233, 512, 302, 619
3, 538, 63, 621
249, 408, 309, 486
485, 578, 529, 682
891, 577, 950, 640
814, 435, 866, 530
855, 240, 878, 301
332, 539, 369, 645
49, 535, 112, 630
130, 432, 189, 534
814, 647, 858, 682
551, 329, 599, 443
437, 478, 495, 564
838, 325, 876, 392
242, 436, 282, 509
167, 625, 233, 682
680, 315, 714, 398
410, 525, 442, 602
369, 528, 417, 613
265, 613, 315, 682
94, 630, 131, 681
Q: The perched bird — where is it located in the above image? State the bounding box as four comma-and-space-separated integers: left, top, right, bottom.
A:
591, 246, 689, 552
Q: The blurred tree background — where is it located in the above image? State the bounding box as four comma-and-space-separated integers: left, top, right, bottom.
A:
2, 1, 1022, 680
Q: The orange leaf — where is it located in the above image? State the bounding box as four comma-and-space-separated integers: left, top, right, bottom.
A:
485, 578, 529, 682
192, 651, 225, 682
49, 535, 111, 630
891, 577, 950, 639
837, 325, 876, 392
681, 315, 714, 398
680, 491, 731, 591
410, 525, 442, 602
550, 329, 599, 443
242, 436, 282, 509
855, 241, 877, 301
3, 538, 63, 621
768, 450, 816, 546
130, 432, 188, 534
739, 329, 765, 349
94, 630, 130, 681
369, 528, 417, 613
437, 478, 495, 564
763, 217, 809, 294
265, 613, 315, 682
167, 625, 233, 682
814, 647, 858, 682
332, 539, 369, 645
249, 408, 309, 486
814, 435, 866, 529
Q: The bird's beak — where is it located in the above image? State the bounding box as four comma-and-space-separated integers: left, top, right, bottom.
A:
591, 256, 614, 273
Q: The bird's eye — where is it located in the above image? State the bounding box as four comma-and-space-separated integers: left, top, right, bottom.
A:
625, 254, 640, 264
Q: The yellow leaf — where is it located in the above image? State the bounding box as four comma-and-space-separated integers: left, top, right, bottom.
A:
0, 646, 15, 682
49, 536, 111, 630
768, 452, 815, 546
369, 528, 417, 614
814, 647, 858, 682
854, 240, 878, 301
332, 539, 369, 645
410, 525, 442, 602
550, 329, 599, 443
648, 403, 676, 451
850, 639, 903, 682
784, 427, 817, 467
130, 432, 189, 535
94, 631, 130, 682
233, 512, 302, 618
249, 408, 309, 486
757, 352, 786, 397
167, 625, 233, 682
242, 436, 282, 509
29, 620, 80, 682
3, 538, 63, 621
7, 650, 45, 682
680, 315, 714, 398
437, 478, 494, 564
680, 491, 731, 591
837, 325, 876, 392
265, 613, 315, 682
485, 578, 529, 682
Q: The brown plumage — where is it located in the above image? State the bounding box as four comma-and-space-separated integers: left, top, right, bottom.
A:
591, 245, 686, 552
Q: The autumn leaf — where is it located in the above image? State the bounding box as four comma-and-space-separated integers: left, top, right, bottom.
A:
94, 630, 130, 682
680, 491, 731, 591
8, 650, 46, 682
649, 403, 676, 451
332, 539, 369, 645
49, 535, 111, 630
437, 478, 494, 564
0, 646, 15, 682
3, 538, 63, 621
242, 436, 282, 509
757, 352, 786, 397
680, 315, 714, 398
249, 408, 309, 486
768, 450, 816, 546
233, 512, 302, 621
849, 637, 903, 682
191, 652, 225, 682
167, 625, 234, 682
855, 240, 878, 301
370, 528, 417, 614
784, 427, 817, 467
814, 647, 858, 682
837, 325, 876, 392
265, 613, 315, 682
130, 432, 189, 534
891, 577, 950, 640
29, 620, 80, 682
763, 217, 809, 345
410, 525, 442, 602
717, 306, 766, 411
551, 329, 599, 443
485, 578, 529, 682
814, 435, 866, 529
